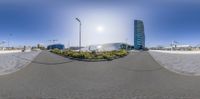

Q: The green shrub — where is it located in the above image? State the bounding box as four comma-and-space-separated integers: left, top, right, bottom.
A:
115, 49, 128, 57
71, 52, 80, 58
82, 52, 92, 59
96, 55, 104, 59
102, 53, 113, 60
51, 49, 128, 61
51, 48, 62, 54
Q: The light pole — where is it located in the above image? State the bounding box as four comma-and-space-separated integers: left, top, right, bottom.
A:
8, 33, 12, 48
52, 39, 58, 44
0, 41, 5, 50
68, 41, 70, 48
48, 39, 57, 45
170, 41, 173, 51
48, 39, 57, 49
76, 18, 81, 52
125, 38, 128, 50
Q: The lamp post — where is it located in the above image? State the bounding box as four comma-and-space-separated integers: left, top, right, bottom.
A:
76, 18, 81, 52
52, 39, 58, 44
0, 41, 5, 50
125, 38, 128, 50
8, 33, 12, 48
48, 39, 58, 50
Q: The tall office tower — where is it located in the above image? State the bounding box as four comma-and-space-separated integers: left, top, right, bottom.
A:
134, 20, 145, 50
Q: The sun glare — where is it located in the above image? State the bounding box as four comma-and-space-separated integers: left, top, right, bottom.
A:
96, 26, 104, 32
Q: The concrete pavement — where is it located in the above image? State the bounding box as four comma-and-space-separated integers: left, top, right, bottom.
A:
0, 51, 200, 99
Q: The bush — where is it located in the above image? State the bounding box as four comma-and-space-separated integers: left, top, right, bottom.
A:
71, 52, 80, 58
96, 55, 104, 59
102, 53, 113, 60
82, 52, 93, 59
51, 48, 62, 54
115, 49, 128, 57
79, 52, 89, 59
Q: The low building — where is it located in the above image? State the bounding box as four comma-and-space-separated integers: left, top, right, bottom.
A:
47, 44, 65, 50
81, 43, 133, 52
150, 44, 192, 51
37, 44, 45, 50
173, 45, 192, 51
68, 46, 84, 51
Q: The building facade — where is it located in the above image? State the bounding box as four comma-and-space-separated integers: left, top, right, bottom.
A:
134, 20, 145, 50
81, 43, 133, 52
47, 44, 65, 50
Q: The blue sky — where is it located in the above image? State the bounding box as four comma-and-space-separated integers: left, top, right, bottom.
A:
0, 0, 200, 47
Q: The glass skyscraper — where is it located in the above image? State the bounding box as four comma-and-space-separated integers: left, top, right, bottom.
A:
134, 20, 145, 50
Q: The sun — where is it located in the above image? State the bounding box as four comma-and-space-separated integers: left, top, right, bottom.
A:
96, 26, 104, 32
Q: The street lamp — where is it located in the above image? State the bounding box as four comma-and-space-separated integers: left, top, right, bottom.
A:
76, 18, 82, 52
0, 41, 6, 50
125, 38, 128, 50
52, 39, 58, 44
48, 39, 58, 45
8, 33, 12, 48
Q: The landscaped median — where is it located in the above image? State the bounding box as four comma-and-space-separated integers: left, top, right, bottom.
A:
50, 49, 128, 62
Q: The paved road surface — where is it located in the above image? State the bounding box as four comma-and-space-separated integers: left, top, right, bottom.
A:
0, 51, 200, 99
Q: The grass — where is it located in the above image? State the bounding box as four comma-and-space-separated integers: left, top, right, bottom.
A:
50, 49, 128, 61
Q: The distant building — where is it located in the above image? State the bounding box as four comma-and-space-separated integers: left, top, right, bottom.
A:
81, 43, 133, 52
37, 44, 45, 50
134, 20, 145, 50
173, 45, 192, 51
47, 44, 65, 50
37, 44, 43, 48
68, 46, 84, 51
149, 44, 192, 51
175, 45, 191, 48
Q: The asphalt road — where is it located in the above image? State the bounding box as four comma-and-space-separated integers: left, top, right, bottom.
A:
1, 51, 200, 99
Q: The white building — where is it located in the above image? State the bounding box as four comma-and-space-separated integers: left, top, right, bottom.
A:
81, 43, 133, 52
